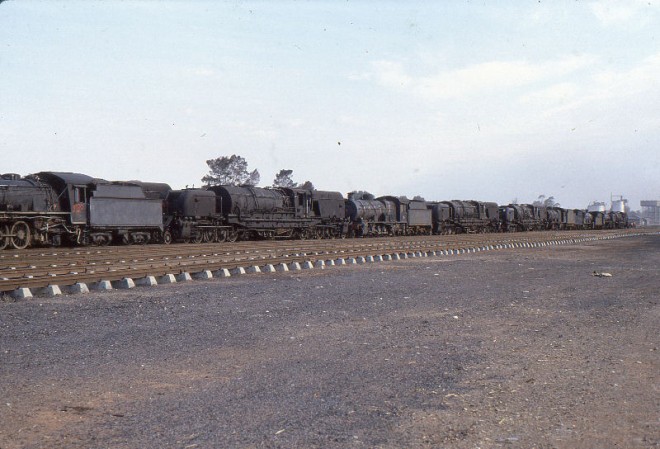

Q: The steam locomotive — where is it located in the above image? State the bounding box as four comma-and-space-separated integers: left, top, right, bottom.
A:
0, 171, 629, 250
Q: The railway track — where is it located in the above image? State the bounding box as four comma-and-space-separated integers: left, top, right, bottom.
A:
1, 229, 655, 298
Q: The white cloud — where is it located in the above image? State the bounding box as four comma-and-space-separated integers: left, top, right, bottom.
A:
535, 50, 660, 119
589, 0, 659, 27
183, 67, 216, 77
346, 71, 372, 81
591, 52, 660, 98
371, 55, 597, 99
520, 82, 579, 108
370, 60, 412, 88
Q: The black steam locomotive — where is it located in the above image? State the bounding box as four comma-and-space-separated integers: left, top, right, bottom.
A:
0, 172, 164, 249
0, 171, 630, 250
164, 186, 346, 243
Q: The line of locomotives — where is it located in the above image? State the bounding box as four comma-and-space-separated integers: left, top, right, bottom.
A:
0, 171, 629, 250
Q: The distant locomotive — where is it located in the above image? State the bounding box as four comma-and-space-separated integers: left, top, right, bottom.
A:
344, 193, 432, 237
0, 170, 631, 250
499, 204, 545, 232
430, 200, 499, 234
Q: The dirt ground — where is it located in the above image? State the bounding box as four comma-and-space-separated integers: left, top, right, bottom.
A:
0, 235, 658, 448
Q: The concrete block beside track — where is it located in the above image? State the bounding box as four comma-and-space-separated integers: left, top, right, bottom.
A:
302, 261, 314, 270
158, 274, 177, 284
276, 263, 289, 272
193, 270, 214, 280
246, 266, 262, 274
136, 276, 158, 287
214, 268, 231, 278
37, 285, 62, 297
176, 272, 193, 282
66, 282, 90, 294
113, 278, 136, 289
231, 267, 246, 276
11, 287, 32, 300
314, 260, 325, 269
93, 280, 113, 291
262, 264, 276, 273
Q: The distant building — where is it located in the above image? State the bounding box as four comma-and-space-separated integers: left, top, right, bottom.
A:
588, 196, 628, 214
610, 196, 627, 213
640, 200, 660, 226
587, 201, 607, 213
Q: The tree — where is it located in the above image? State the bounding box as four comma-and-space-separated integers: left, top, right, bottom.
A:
202, 155, 260, 186
272, 169, 315, 190
348, 191, 374, 200
273, 169, 296, 188
533, 194, 560, 208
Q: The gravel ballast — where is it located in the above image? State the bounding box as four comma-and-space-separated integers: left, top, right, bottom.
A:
1, 235, 658, 448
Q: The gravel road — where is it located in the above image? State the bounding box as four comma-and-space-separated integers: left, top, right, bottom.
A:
1, 235, 658, 448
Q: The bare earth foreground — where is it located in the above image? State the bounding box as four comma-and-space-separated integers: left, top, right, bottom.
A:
1, 236, 658, 449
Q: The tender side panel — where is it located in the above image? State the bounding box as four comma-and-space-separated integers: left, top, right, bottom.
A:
408, 208, 432, 227
90, 198, 163, 228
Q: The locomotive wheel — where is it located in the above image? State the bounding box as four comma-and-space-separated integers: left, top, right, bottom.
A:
226, 230, 239, 243
92, 233, 111, 246
162, 230, 173, 245
215, 231, 226, 243
0, 224, 9, 250
133, 233, 149, 245
10, 221, 31, 250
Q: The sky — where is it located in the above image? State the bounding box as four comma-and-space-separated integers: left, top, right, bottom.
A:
1, 0, 659, 210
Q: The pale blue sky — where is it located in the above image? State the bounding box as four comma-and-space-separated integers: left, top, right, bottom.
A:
1, 0, 659, 209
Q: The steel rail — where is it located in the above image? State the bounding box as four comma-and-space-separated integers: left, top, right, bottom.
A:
0, 229, 653, 294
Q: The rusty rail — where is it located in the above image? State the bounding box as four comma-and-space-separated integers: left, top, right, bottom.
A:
1, 229, 655, 296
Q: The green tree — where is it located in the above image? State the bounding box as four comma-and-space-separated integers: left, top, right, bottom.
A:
272, 169, 315, 190
299, 180, 315, 190
348, 191, 374, 200
533, 194, 560, 208
202, 155, 260, 186
273, 169, 296, 188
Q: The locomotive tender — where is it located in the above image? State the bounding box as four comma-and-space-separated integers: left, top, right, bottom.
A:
0, 170, 630, 250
